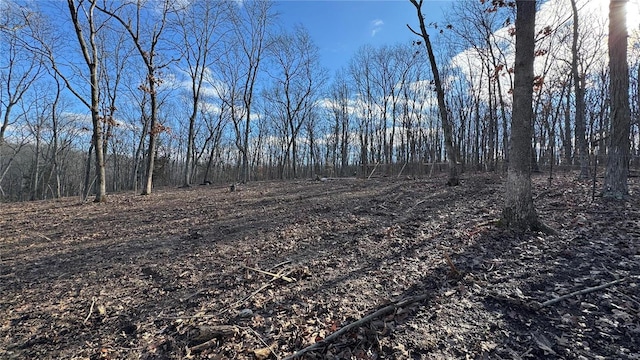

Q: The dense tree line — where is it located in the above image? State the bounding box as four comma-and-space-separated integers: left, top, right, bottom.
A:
0, 0, 637, 202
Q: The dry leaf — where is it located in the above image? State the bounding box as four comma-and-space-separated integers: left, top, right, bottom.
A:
252, 343, 276, 360
532, 332, 556, 355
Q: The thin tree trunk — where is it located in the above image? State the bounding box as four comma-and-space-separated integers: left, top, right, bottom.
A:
30, 125, 41, 201
67, 0, 106, 202
564, 74, 573, 164
408, 0, 459, 186
83, 142, 93, 201
571, 0, 590, 178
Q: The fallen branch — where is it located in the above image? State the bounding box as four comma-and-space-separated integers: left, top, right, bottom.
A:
397, 162, 408, 178
220, 269, 296, 315
188, 325, 239, 352
367, 162, 380, 180
83, 297, 96, 324
34, 232, 52, 242
180, 289, 205, 302
539, 278, 627, 308
268, 260, 292, 271
220, 283, 272, 315
282, 294, 430, 360
244, 266, 296, 283
193, 325, 239, 342
189, 338, 217, 352
244, 327, 280, 360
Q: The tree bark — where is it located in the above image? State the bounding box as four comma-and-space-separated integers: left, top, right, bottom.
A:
603, 0, 631, 199
502, 0, 543, 231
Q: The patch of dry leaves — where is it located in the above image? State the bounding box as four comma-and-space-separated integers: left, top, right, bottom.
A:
0, 172, 638, 359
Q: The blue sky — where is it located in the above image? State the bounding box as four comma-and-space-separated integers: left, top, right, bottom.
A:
274, 0, 451, 74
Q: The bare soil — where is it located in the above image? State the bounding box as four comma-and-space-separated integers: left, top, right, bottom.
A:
1, 173, 638, 359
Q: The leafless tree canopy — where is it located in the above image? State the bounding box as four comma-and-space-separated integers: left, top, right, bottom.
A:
0, 0, 638, 201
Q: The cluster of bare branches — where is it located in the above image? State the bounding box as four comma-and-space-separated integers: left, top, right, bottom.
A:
0, 0, 637, 205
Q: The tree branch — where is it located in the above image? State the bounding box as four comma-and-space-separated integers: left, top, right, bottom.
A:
540, 278, 627, 308
282, 294, 430, 359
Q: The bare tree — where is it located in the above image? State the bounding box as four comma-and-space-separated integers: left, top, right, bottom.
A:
44, 72, 64, 198
447, 0, 515, 171
502, 0, 548, 232
24, 84, 50, 200
95, 26, 133, 193
603, 0, 631, 199
349, 45, 376, 176
0, 9, 44, 145
18, 0, 111, 201
97, 0, 178, 195
0, 3, 45, 195
55, 0, 108, 202
408, 0, 459, 186
199, 100, 228, 184
175, 0, 225, 187
265, 25, 326, 178
570, 0, 589, 178
222, 0, 275, 183
327, 69, 352, 176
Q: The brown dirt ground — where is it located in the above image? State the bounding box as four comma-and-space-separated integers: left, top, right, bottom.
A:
0, 172, 638, 360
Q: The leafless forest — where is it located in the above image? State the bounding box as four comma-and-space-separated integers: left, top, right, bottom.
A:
1, 0, 639, 359
0, 0, 638, 201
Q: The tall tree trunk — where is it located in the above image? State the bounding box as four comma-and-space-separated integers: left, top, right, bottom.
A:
408, 0, 459, 186
50, 76, 62, 198
184, 102, 197, 187
603, 0, 631, 199
30, 124, 41, 201
142, 78, 158, 195
502, 0, 545, 232
67, 0, 106, 202
571, 0, 589, 178
564, 75, 573, 164
83, 142, 94, 201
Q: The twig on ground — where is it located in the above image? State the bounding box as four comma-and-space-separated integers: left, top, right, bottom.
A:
35, 232, 52, 241
268, 260, 292, 271
367, 162, 379, 180
220, 269, 296, 315
180, 289, 205, 302
84, 297, 96, 324
397, 162, 408, 178
244, 266, 296, 283
475, 219, 499, 228
243, 326, 281, 360
444, 252, 460, 277
540, 278, 627, 308
282, 294, 430, 360
220, 283, 272, 315
614, 288, 640, 308
189, 338, 218, 352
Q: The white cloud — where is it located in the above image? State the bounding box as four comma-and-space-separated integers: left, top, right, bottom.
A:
370, 19, 384, 37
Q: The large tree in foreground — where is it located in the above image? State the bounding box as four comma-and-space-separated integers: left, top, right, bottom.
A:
502, 0, 546, 232
408, 0, 459, 186
603, 0, 631, 199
